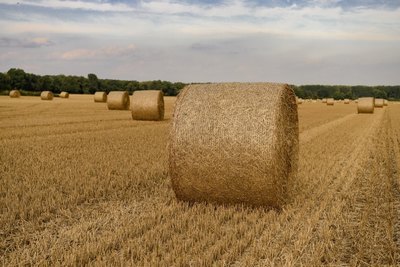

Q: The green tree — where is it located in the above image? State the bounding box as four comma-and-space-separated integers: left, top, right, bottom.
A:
0, 72, 11, 90
88, 73, 99, 94
7, 68, 27, 90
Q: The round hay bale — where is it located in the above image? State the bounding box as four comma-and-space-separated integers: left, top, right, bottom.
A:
326, 98, 334, 105
94, 91, 107, 103
355, 99, 358, 103
40, 91, 53, 100
322, 98, 327, 103
169, 83, 299, 208
296, 97, 303, 105
59, 92, 69, 98
375, 98, 384, 108
9, 90, 21, 98
344, 99, 350, 104
107, 91, 130, 110
357, 97, 374, 113
384, 99, 388, 106
131, 90, 164, 121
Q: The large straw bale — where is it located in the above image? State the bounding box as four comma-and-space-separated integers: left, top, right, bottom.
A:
375, 98, 384, 108
344, 99, 350, 104
131, 90, 164, 121
107, 91, 130, 110
327, 98, 334, 105
357, 97, 374, 113
94, 92, 107, 102
41, 91, 53, 100
169, 83, 299, 208
59, 92, 69, 98
9, 90, 21, 98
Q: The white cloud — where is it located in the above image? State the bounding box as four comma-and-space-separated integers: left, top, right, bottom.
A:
60, 44, 136, 60
1, 0, 135, 12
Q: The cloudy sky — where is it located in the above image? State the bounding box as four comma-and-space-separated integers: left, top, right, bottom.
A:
0, 0, 399, 84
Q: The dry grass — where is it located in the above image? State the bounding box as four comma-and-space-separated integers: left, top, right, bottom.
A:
1, 95, 400, 266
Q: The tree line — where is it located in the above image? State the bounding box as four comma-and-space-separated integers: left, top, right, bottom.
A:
1, 68, 399, 99
0, 68, 186, 96
292, 84, 400, 100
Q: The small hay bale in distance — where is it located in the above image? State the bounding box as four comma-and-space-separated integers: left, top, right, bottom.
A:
59, 92, 69, 98
41, 91, 54, 100
344, 99, 350, 104
357, 97, 374, 113
9, 90, 21, 98
322, 98, 327, 103
131, 90, 164, 121
169, 82, 299, 208
94, 91, 107, 103
384, 99, 388, 106
107, 91, 130, 110
296, 97, 303, 104
375, 98, 384, 108
326, 98, 334, 105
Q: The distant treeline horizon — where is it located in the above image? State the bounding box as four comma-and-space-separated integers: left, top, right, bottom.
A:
1, 68, 399, 100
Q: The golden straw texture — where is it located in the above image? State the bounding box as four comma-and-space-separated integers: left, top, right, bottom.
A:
94, 92, 107, 103
131, 90, 164, 121
375, 98, 384, 108
327, 98, 334, 105
40, 91, 53, 100
357, 97, 374, 113
169, 82, 299, 208
59, 92, 69, 98
107, 91, 130, 110
9, 90, 21, 98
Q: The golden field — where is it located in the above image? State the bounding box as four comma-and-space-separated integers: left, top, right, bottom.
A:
1, 95, 400, 266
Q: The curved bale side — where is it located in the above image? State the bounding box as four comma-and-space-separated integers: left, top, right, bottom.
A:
107, 91, 130, 110
169, 83, 299, 208
9, 90, 21, 98
94, 92, 107, 103
41, 91, 54, 100
357, 97, 374, 113
375, 98, 384, 108
59, 92, 69, 98
344, 99, 350, 104
131, 90, 164, 121
326, 98, 334, 105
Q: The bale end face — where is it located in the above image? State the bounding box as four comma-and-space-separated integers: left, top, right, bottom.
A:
169, 83, 299, 208
131, 90, 164, 121
107, 91, 130, 110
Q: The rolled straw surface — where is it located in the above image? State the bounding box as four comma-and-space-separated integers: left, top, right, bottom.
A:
131, 90, 164, 121
41, 91, 53, 100
94, 92, 107, 102
107, 91, 130, 110
169, 83, 299, 208
357, 97, 374, 113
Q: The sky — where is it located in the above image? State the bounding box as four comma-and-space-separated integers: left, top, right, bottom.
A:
0, 0, 399, 85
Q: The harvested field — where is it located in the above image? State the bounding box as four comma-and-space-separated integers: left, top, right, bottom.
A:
1, 95, 400, 265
